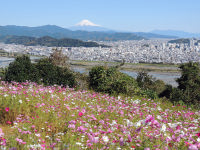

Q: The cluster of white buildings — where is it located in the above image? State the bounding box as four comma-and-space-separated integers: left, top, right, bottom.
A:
0, 38, 200, 64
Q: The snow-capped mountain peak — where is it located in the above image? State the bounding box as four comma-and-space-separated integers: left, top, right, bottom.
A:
75, 20, 100, 27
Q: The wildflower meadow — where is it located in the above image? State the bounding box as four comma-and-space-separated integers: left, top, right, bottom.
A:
0, 81, 200, 150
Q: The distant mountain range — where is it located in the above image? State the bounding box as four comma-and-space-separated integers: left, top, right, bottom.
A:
0, 25, 145, 41
0, 35, 109, 47
0, 24, 177, 41
152, 30, 200, 38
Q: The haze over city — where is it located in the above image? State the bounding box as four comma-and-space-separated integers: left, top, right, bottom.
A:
0, 0, 200, 33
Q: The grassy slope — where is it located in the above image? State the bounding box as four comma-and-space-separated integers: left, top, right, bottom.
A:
0, 81, 199, 149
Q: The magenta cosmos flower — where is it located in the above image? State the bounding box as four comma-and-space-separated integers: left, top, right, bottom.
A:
5, 107, 9, 112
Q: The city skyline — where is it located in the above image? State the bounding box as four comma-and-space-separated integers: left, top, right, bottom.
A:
0, 0, 200, 33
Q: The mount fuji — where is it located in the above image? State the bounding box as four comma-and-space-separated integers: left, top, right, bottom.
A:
69, 20, 114, 32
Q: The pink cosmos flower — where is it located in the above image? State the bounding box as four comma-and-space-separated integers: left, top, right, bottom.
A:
0, 128, 4, 137
196, 133, 200, 137
5, 107, 9, 112
188, 144, 198, 150
6, 121, 12, 125
41, 144, 45, 148
78, 112, 83, 117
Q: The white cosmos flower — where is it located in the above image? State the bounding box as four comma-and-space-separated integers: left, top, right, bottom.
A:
35, 133, 40, 137
134, 120, 142, 127
133, 99, 141, 104
157, 115, 163, 120
157, 106, 162, 111
19, 100, 22, 103
197, 138, 200, 142
161, 124, 166, 132
76, 142, 82, 146
126, 119, 133, 127
168, 123, 177, 128
102, 136, 109, 143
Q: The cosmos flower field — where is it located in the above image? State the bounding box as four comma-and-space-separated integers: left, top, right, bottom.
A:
0, 81, 200, 150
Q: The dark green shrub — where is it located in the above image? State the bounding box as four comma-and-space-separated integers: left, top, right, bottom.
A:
0, 68, 6, 80
5, 55, 77, 88
169, 88, 184, 103
36, 58, 76, 87
164, 62, 200, 108
176, 62, 200, 106
153, 80, 166, 95
89, 66, 112, 93
111, 72, 137, 95
5, 55, 40, 82
74, 72, 89, 90
89, 66, 138, 95
136, 70, 154, 89
136, 70, 166, 96
159, 84, 173, 98
139, 89, 158, 99
56, 67, 77, 88
36, 58, 58, 85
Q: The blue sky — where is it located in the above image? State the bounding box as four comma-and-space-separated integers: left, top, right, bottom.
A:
1, 0, 200, 33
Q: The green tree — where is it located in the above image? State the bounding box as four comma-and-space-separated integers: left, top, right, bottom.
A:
36, 58, 76, 87
159, 84, 173, 99
89, 66, 138, 95
136, 70, 166, 96
5, 55, 39, 82
136, 70, 154, 89
175, 62, 200, 106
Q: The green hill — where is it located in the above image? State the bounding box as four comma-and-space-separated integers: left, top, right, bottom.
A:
168, 38, 190, 44
1, 35, 109, 47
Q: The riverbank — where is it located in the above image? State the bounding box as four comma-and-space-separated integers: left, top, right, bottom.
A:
69, 60, 180, 87
70, 60, 180, 73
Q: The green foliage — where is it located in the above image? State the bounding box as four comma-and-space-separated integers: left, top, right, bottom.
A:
159, 62, 200, 108
153, 80, 166, 94
36, 58, 76, 87
139, 89, 158, 99
172, 62, 200, 107
74, 72, 89, 90
136, 70, 166, 96
89, 66, 138, 95
4, 36, 109, 47
159, 84, 173, 99
0, 68, 6, 80
5, 55, 40, 82
169, 88, 184, 103
5, 55, 76, 88
136, 70, 154, 89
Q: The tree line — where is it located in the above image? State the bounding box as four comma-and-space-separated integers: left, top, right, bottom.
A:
4, 36, 109, 47
1, 50, 200, 109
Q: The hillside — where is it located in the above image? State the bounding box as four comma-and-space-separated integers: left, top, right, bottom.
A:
168, 38, 190, 44
0, 35, 109, 47
0, 81, 199, 149
0, 25, 146, 41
